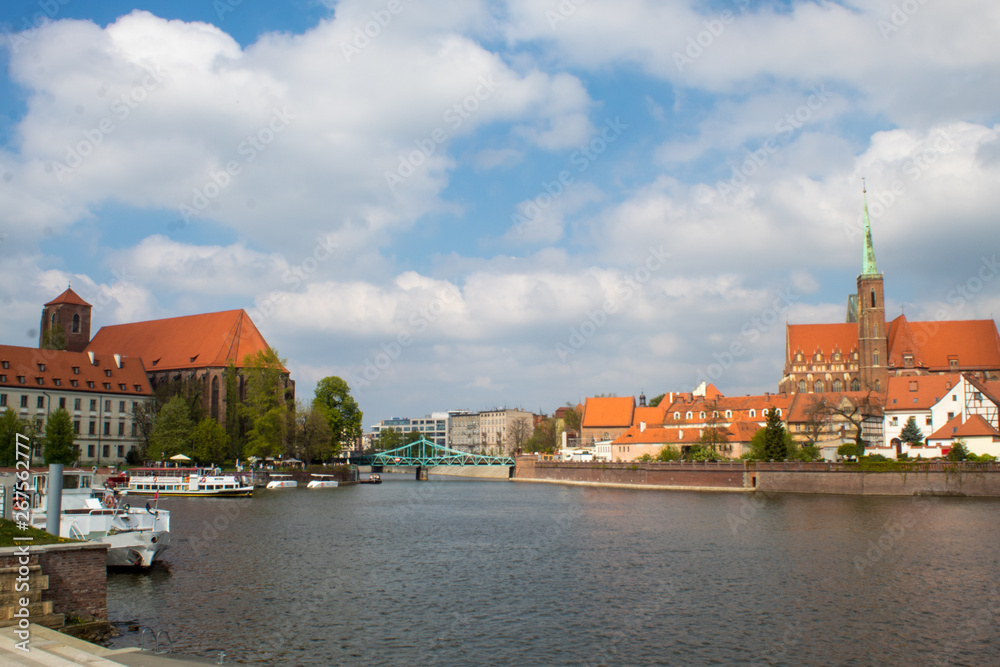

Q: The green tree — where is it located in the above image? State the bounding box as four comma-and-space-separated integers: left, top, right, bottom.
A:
313, 376, 363, 454
561, 403, 582, 434
151, 396, 194, 459
43, 409, 77, 464
899, 416, 924, 446
131, 398, 158, 458
648, 393, 666, 408
373, 428, 403, 452
526, 417, 558, 453
698, 402, 732, 454
192, 418, 229, 464
0, 408, 32, 467
300, 406, 333, 463
763, 408, 789, 461
837, 442, 858, 460
41, 326, 66, 351
657, 445, 681, 461
947, 439, 969, 461
241, 348, 290, 458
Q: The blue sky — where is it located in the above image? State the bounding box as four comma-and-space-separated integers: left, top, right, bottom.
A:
2, 0, 1000, 428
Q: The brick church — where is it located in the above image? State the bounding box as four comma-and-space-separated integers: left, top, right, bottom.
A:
779, 192, 1000, 395
39, 287, 293, 421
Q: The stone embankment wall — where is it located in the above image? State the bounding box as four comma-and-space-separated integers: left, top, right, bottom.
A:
514, 457, 747, 490
0, 543, 108, 623
515, 457, 1000, 496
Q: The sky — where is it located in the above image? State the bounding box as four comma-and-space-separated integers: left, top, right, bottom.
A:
1, 0, 999, 429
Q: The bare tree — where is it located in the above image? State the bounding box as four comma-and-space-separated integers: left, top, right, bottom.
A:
505, 415, 533, 455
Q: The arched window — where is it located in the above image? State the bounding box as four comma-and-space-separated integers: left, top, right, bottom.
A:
749, 409, 756, 418
72, 313, 80, 333
50, 312, 57, 328
814, 380, 824, 393
699, 411, 705, 419
725, 410, 732, 419
674, 412, 680, 420
832, 379, 843, 392
873, 351, 880, 366
871, 289, 876, 307
851, 378, 861, 392
798, 380, 807, 394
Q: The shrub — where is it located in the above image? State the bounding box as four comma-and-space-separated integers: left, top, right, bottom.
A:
837, 443, 858, 460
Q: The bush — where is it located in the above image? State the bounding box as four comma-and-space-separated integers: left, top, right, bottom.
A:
837, 443, 858, 460
657, 446, 681, 462
125, 448, 142, 466
947, 441, 970, 462
864, 453, 889, 462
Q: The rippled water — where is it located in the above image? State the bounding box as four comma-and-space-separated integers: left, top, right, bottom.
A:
106, 475, 1000, 665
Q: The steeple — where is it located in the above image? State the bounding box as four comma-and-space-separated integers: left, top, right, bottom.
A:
861, 179, 879, 276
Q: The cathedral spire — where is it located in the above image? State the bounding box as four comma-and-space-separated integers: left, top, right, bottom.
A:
861, 179, 879, 276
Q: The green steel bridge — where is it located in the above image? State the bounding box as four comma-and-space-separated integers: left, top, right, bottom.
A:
367, 437, 515, 468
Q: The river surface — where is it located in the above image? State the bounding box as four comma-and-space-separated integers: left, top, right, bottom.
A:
106, 475, 1000, 665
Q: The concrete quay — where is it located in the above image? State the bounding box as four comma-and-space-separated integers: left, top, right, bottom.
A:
0, 624, 218, 666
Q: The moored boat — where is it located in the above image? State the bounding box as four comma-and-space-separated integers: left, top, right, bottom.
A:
265, 473, 297, 489
124, 467, 253, 497
360, 473, 382, 484
306, 474, 339, 488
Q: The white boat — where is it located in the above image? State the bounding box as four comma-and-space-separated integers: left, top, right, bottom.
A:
265, 473, 298, 489
306, 474, 339, 488
29, 470, 170, 568
125, 467, 253, 497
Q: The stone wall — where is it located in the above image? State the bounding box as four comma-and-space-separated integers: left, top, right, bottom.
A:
515, 456, 1000, 496
0, 543, 108, 622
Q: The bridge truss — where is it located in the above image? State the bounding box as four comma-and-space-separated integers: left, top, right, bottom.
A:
369, 437, 514, 467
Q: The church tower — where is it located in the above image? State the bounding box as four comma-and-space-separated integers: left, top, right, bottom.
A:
40, 287, 92, 352
856, 184, 888, 392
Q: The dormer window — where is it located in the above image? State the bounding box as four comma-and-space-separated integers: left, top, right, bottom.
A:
17, 376, 25, 384
87, 381, 95, 389
903, 354, 914, 367
103, 382, 111, 390
105, 369, 112, 377
36, 378, 44, 386
749, 409, 756, 418
37, 363, 45, 371
53, 378, 61, 386
72, 366, 79, 374
1, 361, 8, 369
71, 380, 78, 387
119, 383, 126, 391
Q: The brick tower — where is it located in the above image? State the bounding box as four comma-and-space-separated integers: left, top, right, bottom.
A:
856, 184, 888, 392
40, 287, 92, 352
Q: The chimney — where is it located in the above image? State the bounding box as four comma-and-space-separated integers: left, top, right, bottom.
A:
640, 421, 646, 433
114, 354, 122, 369
87, 351, 96, 366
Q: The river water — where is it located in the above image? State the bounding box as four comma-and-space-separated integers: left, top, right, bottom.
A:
106, 475, 1000, 665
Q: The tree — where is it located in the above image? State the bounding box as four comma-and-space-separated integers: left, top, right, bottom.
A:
313, 376, 363, 454
837, 443, 858, 460
192, 418, 229, 464
826, 392, 881, 458
0, 408, 32, 467
43, 408, 77, 464
41, 326, 66, 351
648, 393, 666, 408
801, 397, 834, 446
947, 439, 969, 461
561, 403, 582, 434
763, 408, 789, 461
698, 402, 732, 454
299, 406, 332, 463
505, 415, 533, 454
899, 416, 924, 446
657, 445, 681, 461
151, 396, 194, 459
526, 417, 558, 453
373, 429, 403, 452
241, 348, 290, 459
131, 398, 158, 458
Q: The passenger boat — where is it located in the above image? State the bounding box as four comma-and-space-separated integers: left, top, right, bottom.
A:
124, 467, 253, 497
29, 470, 170, 568
265, 473, 297, 489
306, 474, 339, 488
360, 473, 382, 484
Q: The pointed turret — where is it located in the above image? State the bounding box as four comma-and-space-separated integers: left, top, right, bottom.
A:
862, 180, 879, 276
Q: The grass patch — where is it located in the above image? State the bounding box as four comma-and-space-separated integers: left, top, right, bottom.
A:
0, 518, 79, 547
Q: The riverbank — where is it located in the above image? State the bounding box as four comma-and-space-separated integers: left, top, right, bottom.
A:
513, 456, 1000, 496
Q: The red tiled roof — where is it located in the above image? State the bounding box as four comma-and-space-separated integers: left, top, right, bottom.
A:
786, 323, 857, 362
44, 287, 91, 307
953, 414, 1000, 439
886, 315, 926, 368
612, 425, 701, 445
87, 310, 275, 371
883, 374, 961, 412
786, 391, 883, 422
633, 404, 667, 425
903, 319, 1000, 370
0, 344, 152, 396
928, 414, 964, 440
582, 396, 635, 428
728, 421, 761, 442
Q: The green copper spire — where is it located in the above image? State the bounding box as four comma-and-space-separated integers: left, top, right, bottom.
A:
861, 179, 878, 276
